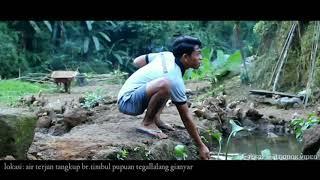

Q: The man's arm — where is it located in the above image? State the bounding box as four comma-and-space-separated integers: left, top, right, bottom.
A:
176, 103, 210, 160
133, 54, 148, 68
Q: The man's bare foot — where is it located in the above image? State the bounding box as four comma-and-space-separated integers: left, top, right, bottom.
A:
137, 123, 168, 139
156, 119, 175, 131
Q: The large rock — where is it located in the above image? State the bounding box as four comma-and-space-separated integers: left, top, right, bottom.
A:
245, 108, 263, 121
63, 108, 90, 128
147, 139, 181, 160
27, 109, 202, 160
302, 125, 320, 155
43, 101, 66, 114
0, 109, 37, 159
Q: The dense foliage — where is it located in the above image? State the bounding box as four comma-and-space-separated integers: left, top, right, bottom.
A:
0, 21, 259, 79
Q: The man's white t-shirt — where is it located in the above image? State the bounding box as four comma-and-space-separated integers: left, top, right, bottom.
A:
117, 51, 187, 105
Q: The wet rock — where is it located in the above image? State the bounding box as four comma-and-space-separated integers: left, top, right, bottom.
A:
252, 96, 277, 106
48, 123, 69, 136
221, 123, 232, 135
193, 108, 205, 118
2, 155, 16, 160
230, 107, 243, 120
43, 101, 66, 114
56, 114, 63, 118
216, 95, 226, 108
169, 129, 193, 145
302, 125, 320, 155
20, 95, 36, 106
267, 132, 279, 139
35, 127, 49, 134
274, 125, 285, 134
32, 101, 40, 106
203, 112, 220, 121
94, 105, 110, 112
63, 108, 89, 128
227, 100, 240, 109
241, 118, 257, 130
269, 116, 285, 125
245, 108, 263, 121
266, 124, 275, 132
276, 97, 303, 109
27, 154, 38, 160
249, 102, 256, 109
92, 146, 121, 160
51, 117, 64, 125
27, 101, 211, 160
36, 116, 52, 128
0, 111, 37, 159
102, 98, 117, 105
148, 139, 179, 160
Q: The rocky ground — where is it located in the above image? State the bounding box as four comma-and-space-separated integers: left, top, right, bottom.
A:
1, 76, 320, 160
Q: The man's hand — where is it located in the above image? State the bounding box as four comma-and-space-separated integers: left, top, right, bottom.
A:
176, 103, 210, 160
199, 144, 210, 160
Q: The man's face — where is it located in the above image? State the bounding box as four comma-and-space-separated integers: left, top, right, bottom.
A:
188, 45, 202, 69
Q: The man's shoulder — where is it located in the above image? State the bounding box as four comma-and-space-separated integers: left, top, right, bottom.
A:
148, 51, 172, 57
162, 51, 174, 59
147, 51, 174, 64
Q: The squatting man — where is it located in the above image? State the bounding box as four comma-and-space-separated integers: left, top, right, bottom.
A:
117, 35, 210, 160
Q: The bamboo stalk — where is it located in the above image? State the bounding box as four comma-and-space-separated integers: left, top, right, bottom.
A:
272, 22, 297, 92
269, 22, 296, 87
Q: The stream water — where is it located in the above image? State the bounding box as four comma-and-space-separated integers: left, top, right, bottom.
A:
223, 135, 302, 154
218, 134, 303, 160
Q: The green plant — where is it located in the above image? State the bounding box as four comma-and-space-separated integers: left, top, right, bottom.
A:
253, 21, 278, 37
213, 50, 242, 75
225, 119, 250, 160
260, 149, 272, 160
174, 144, 188, 160
208, 130, 222, 159
290, 113, 320, 142
80, 89, 103, 109
0, 23, 29, 79
116, 149, 129, 160
187, 49, 243, 87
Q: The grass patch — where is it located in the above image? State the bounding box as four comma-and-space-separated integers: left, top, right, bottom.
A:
0, 80, 54, 106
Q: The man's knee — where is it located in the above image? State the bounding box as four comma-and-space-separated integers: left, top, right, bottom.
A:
158, 78, 171, 95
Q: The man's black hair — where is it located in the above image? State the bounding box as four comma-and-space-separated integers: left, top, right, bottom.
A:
171, 35, 202, 58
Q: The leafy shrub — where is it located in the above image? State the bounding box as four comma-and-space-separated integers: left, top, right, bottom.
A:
116, 149, 129, 160
0, 23, 28, 78
80, 90, 103, 109
174, 144, 188, 160
290, 113, 320, 142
